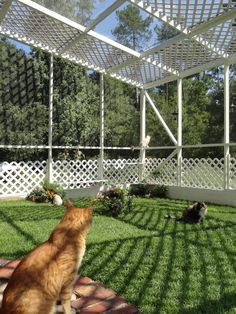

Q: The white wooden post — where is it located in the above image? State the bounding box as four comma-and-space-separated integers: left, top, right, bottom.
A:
224, 64, 230, 190
98, 73, 104, 180
47, 54, 53, 183
177, 78, 183, 186
139, 89, 146, 182
145, 91, 177, 145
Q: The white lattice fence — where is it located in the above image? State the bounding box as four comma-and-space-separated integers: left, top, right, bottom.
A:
103, 159, 140, 185
1, 157, 236, 196
182, 158, 224, 190
230, 158, 236, 189
52, 160, 99, 189
0, 161, 47, 195
144, 158, 178, 186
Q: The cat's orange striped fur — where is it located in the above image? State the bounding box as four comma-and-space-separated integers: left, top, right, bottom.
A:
0, 200, 93, 314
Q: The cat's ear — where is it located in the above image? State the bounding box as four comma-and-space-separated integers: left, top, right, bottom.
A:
64, 199, 74, 209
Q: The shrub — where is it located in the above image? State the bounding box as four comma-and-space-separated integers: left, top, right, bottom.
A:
27, 188, 48, 203
148, 185, 168, 198
42, 178, 65, 200
95, 188, 133, 217
129, 184, 148, 197
129, 183, 168, 198
27, 178, 65, 203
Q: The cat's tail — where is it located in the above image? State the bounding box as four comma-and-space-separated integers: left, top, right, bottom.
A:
64, 199, 74, 209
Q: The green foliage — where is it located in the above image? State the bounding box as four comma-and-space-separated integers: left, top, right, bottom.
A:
129, 183, 168, 198
95, 188, 133, 217
1, 25, 236, 162
112, 4, 152, 50
154, 22, 180, 42
129, 183, 147, 197
148, 185, 168, 198
27, 178, 65, 203
42, 178, 65, 198
104, 76, 139, 150
26, 188, 49, 203
183, 78, 211, 147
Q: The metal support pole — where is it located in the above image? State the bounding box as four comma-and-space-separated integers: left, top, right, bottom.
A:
224, 64, 230, 190
145, 91, 177, 145
139, 89, 146, 182
177, 78, 183, 186
98, 73, 104, 180
47, 54, 53, 183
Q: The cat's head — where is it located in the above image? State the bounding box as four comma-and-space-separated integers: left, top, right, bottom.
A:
64, 199, 93, 227
196, 202, 207, 216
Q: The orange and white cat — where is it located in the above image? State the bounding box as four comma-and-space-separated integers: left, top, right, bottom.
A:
0, 200, 93, 314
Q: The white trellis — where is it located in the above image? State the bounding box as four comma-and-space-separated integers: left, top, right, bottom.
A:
0, 0, 236, 205
2, 157, 236, 196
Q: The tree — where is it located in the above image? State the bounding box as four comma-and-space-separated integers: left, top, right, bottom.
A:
0, 39, 49, 160
104, 76, 139, 156
183, 78, 211, 149
112, 5, 152, 51
112, 5, 153, 106
154, 23, 180, 43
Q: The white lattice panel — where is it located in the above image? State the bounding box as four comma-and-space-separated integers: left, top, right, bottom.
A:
199, 20, 236, 56
68, 35, 133, 71
182, 158, 224, 190
0, 161, 46, 195
142, 0, 228, 29
2, 1, 80, 52
52, 160, 99, 189
144, 158, 177, 186
103, 159, 140, 185
1, 157, 236, 196
116, 60, 170, 85
230, 158, 236, 189
153, 39, 218, 73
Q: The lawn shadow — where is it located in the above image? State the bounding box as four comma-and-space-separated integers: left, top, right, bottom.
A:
0, 209, 40, 248
82, 206, 236, 314
0, 205, 64, 222
181, 292, 236, 314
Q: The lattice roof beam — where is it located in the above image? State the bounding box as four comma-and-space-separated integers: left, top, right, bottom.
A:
129, 0, 232, 58
17, 0, 139, 57
143, 8, 236, 57
107, 54, 179, 76
0, 0, 12, 22
16, 0, 177, 79
144, 51, 236, 89
0, 1, 142, 87
59, 0, 126, 54
14, 0, 144, 87
108, 3, 236, 77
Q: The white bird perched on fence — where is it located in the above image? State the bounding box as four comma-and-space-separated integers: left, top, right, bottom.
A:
141, 135, 151, 148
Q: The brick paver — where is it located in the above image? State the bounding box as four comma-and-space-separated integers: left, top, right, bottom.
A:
0, 259, 139, 313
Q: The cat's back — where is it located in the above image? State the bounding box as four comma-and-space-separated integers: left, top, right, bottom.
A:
1, 241, 60, 314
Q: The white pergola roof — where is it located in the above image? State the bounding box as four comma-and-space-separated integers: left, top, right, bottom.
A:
1, 0, 236, 88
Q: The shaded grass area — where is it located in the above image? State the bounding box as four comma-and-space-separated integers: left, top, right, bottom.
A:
0, 198, 236, 313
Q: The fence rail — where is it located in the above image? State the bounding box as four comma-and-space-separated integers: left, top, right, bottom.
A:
0, 158, 236, 196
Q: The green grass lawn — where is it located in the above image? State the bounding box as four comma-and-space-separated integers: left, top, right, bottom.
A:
0, 198, 236, 314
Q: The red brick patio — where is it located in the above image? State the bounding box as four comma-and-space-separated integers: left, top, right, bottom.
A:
0, 259, 139, 313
